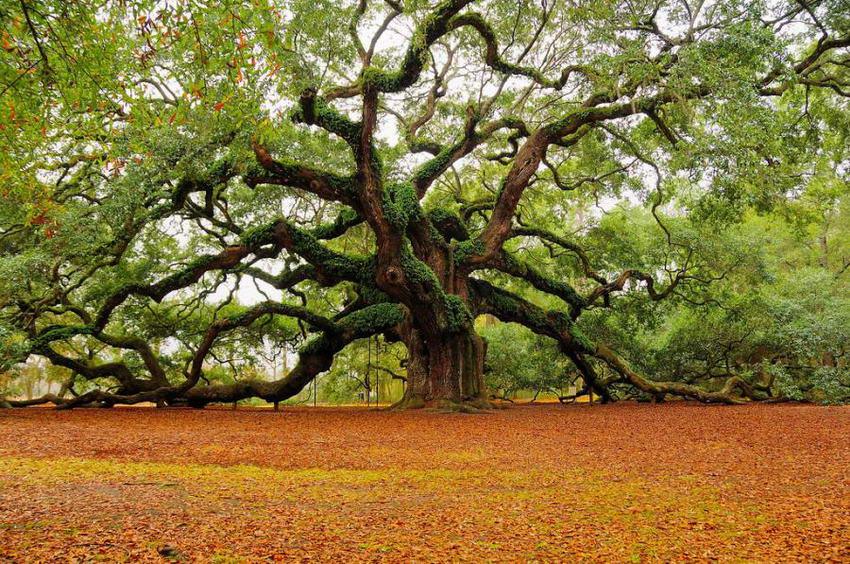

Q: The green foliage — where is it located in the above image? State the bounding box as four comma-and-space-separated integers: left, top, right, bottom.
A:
481, 323, 573, 398
568, 324, 595, 355
580, 205, 850, 404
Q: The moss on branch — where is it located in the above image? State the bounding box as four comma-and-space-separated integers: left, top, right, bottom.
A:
29, 324, 96, 351
427, 208, 469, 242
311, 209, 362, 240
454, 238, 485, 266
382, 183, 422, 231
496, 252, 586, 312
292, 90, 362, 145
299, 303, 405, 356
241, 219, 376, 285
441, 293, 472, 332
239, 223, 278, 249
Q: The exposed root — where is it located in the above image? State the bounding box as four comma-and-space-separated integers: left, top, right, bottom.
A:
389, 396, 427, 410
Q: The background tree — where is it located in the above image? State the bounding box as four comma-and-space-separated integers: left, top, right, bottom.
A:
481, 323, 576, 402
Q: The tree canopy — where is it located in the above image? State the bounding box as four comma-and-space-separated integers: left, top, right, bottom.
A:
1, 0, 848, 409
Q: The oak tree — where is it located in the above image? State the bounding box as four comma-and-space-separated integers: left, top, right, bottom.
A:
1, 0, 848, 408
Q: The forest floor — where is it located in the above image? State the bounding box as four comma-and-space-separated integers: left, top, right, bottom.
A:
0, 403, 848, 563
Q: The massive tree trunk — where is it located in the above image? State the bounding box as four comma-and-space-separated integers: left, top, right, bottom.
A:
399, 323, 487, 407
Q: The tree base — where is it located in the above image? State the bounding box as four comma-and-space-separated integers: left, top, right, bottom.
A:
391, 396, 500, 413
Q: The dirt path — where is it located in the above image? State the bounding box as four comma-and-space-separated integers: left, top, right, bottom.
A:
1, 403, 848, 562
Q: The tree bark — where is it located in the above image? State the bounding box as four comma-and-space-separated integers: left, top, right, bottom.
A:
396, 324, 487, 408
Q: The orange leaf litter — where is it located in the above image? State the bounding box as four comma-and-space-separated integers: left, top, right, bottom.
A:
1, 403, 848, 562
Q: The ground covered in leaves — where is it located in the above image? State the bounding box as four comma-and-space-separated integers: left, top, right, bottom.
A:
1, 403, 848, 562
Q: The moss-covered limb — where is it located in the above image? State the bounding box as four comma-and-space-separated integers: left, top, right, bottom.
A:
408, 139, 444, 155
447, 13, 593, 90
485, 126, 527, 164
7, 394, 70, 408
336, 302, 406, 336
182, 301, 343, 398
592, 343, 772, 404
95, 218, 372, 335
86, 331, 169, 386
291, 88, 362, 147
216, 301, 339, 334
410, 110, 478, 198
389, 257, 472, 332
329, 1, 586, 100
21, 385, 188, 410
266, 220, 377, 285
328, 287, 396, 337
427, 208, 469, 242
248, 143, 358, 206
370, 241, 473, 334
18, 302, 390, 410
182, 300, 334, 389
440, 293, 473, 332
542, 86, 712, 142
470, 279, 566, 339
36, 345, 162, 396
486, 251, 586, 313
473, 279, 774, 406
453, 237, 485, 267
242, 264, 319, 291
180, 303, 407, 407
311, 208, 363, 240
472, 274, 769, 404
24, 324, 168, 391
382, 182, 423, 232
239, 217, 378, 288
563, 349, 613, 403
396, 243, 440, 290
297, 308, 393, 360
509, 227, 608, 285
351, 0, 473, 94
94, 245, 251, 330
28, 324, 96, 351
170, 156, 238, 209
134, 143, 250, 227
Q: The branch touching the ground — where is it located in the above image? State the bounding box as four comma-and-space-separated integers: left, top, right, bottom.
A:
592, 344, 773, 405
471, 278, 772, 405
15, 303, 407, 409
